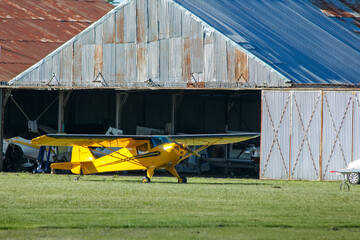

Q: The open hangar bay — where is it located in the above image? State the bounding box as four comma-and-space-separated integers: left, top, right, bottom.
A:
1, 89, 261, 177
1, 0, 360, 181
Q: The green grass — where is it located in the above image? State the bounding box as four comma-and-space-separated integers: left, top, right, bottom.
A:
0, 172, 360, 239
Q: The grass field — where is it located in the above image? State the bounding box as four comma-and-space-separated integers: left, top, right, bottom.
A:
0, 172, 360, 239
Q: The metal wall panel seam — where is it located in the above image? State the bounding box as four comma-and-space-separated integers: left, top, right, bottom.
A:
289, 91, 293, 180
319, 91, 323, 181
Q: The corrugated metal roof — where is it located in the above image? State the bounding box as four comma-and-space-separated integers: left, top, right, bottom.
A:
0, 0, 114, 82
174, 0, 360, 85
311, 0, 360, 34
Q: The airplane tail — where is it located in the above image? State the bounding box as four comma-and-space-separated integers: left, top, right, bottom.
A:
50, 146, 95, 174
51, 146, 147, 174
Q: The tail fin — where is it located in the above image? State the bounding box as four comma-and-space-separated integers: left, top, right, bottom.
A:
71, 146, 95, 163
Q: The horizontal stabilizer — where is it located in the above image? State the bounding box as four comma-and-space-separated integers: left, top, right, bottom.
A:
51, 162, 81, 174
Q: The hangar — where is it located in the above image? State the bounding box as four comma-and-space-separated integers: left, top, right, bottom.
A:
1, 0, 360, 181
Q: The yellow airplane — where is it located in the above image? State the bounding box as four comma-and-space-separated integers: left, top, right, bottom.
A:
31, 133, 259, 183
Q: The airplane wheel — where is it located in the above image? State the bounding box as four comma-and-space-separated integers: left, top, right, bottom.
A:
347, 173, 360, 185
340, 182, 350, 191
142, 176, 151, 183
179, 176, 187, 184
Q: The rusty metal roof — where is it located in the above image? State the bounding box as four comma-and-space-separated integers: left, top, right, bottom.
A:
0, 0, 114, 82
310, 0, 360, 35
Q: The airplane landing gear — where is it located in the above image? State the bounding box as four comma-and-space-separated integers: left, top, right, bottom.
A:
179, 176, 187, 184
340, 181, 350, 191
142, 176, 151, 183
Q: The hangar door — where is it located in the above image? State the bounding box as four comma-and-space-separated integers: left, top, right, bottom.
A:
261, 90, 359, 181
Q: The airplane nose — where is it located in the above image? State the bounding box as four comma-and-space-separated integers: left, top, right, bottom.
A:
163, 143, 184, 154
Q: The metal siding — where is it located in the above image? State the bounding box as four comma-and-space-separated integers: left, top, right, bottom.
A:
38, 63, 45, 84
115, 43, 126, 84
43, 57, 53, 83
115, 8, 125, 43
261, 91, 291, 179
181, 11, 191, 38
31, 66, 40, 84
148, 0, 158, 42
269, 69, 284, 87
353, 92, 360, 162
81, 44, 95, 84
103, 14, 116, 44
136, 0, 148, 43
235, 48, 248, 83
290, 92, 321, 180
103, 43, 116, 83
190, 20, 203, 74
169, 2, 182, 38
169, 38, 182, 82
60, 44, 73, 85
148, 41, 159, 81
159, 39, 169, 83
158, 0, 169, 40
182, 38, 191, 82
94, 45, 103, 80
204, 32, 215, 82
249, 56, 274, 87
214, 33, 227, 82
52, 53, 60, 82
322, 92, 353, 180
95, 23, 103, 45
226, 42, 235, 83
137, 43, 148, 82
124, 43, 137, 82
73, 40, 82, 84
124, 0, 137, 43
81, 28, 95, 45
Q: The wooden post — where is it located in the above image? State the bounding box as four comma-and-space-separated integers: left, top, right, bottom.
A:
115, 92, 128, 129
58, 91, 71, 133
171, 93, 183, 135
58, 91, 64, 133
171, 94, 176, 135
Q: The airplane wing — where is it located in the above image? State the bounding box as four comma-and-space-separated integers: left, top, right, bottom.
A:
31, 134, 152, 147
31, 132, 259, 147
168, 132, 260, 146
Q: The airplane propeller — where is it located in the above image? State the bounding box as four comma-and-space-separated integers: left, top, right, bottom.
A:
172, 139, 201, 157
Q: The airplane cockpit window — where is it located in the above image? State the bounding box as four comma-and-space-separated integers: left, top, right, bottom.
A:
136, 143, 149, 154
151, 137, 171, 148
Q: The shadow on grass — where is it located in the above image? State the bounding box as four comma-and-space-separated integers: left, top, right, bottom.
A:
71, 176, 269, 186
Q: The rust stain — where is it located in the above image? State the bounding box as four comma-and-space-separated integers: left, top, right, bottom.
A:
182, 38, 191, 82
136, 1, 145, 43
0, 0, 114, 82
94, 44, 103, 78
235, 48, 249, 83
311, 0, 360, 35
186, 81, 205, 88
116, 8, 124, 43
137, 44, 147, 80
226, 46, 234, 83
